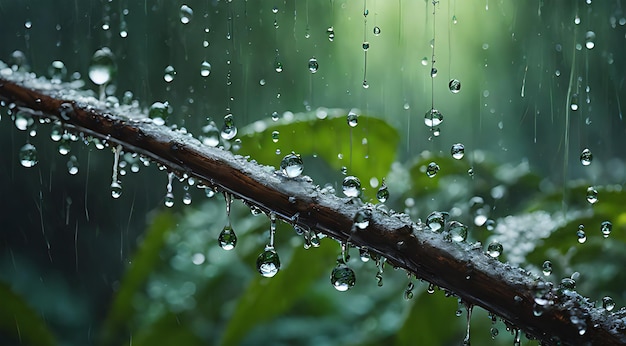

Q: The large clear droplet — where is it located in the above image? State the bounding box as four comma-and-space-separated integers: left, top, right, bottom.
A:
601, 221, 612, 238
376, 182, 389, 203
448, 221, 468, 242
353, 208, 372, 229
110, 181, 122, 199
424, 109, 443, 127
218, 225, 237, 250
280, 152, 304, 178
200, 61, 211, 77
257, 246, 281, 277
179, 4, 193, 24
451, 143, 465, 159
89, 47, 116, 85
19, 143, 38, 168
347, 111, 358, 127
308, 57, 319, 73
221, 114, 237, 140
487, 241, 503, 257
426, 211, 448, 232
330, 263, 356, 291
426, 162, 440, 178
580, 148, 592, 166
577, 225, 587, 243
342, 176, 361, 198
449, 79, 461, 93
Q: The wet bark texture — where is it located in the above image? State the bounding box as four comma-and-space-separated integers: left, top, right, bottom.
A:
1, 76, 625, 345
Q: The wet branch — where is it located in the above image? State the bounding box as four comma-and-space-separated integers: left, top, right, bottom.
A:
1, 76, 625, 345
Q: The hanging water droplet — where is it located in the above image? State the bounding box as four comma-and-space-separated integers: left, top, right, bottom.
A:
449, 79, 461, 93
14, 111, 33, 131
257, 246, 281, 277
110, 181, 122, 198
404, 281, 415, 300
327, 26, 335, 41
89, 47, 116, 85
58, 139, 71, 155
602, 296, 615, 311
353, 208, 372, 229
280, 152, 304, 178
67, 155, 79, 175
490, 327, 499, 339
271, 111, 280, 121
430, 67, 438, 78
424, 109, 443, 127
274, 58, 283, 73
601, 221, 612, 238
331, 263, 356, 291
421, 57, 429, 66
218, 225, 237, 250
448, 221, 468, 242
426, 162, 440, 178
577, 224, 587, 243
221, 113, 237, 140
200, 61, 211, 77
362, 41, 370, 51
376, 182, 389, 203
373, 26, 381, 35
164, 192, 174, 207
487, 241, 503, 257
580, 148, 593, 166
347, 111, 358, 127
182, 192, 192, 205
359, 248, 370, 262
586, 186, 598, 204
308, 57, 319, 73
585, 31, 596, 49
452, 15, 458, 24
342, 176, 361, 198
362, 80, 369, 89
149, 101, 171, 124
179, 4, 193, 24
451, 143, 465, 159
542, 260, 552, 276
427, 283, 436, 294
427, 211, 448, 232
19, 143, 38, 168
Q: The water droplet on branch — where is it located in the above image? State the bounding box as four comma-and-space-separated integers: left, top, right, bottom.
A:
257, 246, 281, 277
280, 152, 303, 178
342, 176, 361, 198
218, 225, 237, 250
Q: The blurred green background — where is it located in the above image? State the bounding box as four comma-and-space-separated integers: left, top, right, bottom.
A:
0, 0, 625, 345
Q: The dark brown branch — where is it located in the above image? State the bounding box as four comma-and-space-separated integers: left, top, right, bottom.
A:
1, 74, 625, 345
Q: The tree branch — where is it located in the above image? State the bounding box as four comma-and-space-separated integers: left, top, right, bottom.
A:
1, 72, 625, 345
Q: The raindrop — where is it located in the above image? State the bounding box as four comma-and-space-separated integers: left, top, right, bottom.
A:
164, 172, 174, 207
19, 143, 38, 168
257, 246, 281, 277
427, 283, 436, 294
426, 162, 440, 178
421, 57, 429, 66
347, 112, 358, 127
451, 143, 465, 159
149, 101, 171, 123
342, 176, 361, 198
560, 278, 576, 291
271, 130, 279, 143
376, 181, 389, 203
218, 225, 237, 250
602, 296, 615, 311
14, 111, 33, 131
424, 109, 443, 127
601, 221, 612, 238
452, 15, 458, 24
163, 65, 176, 82
542, 260, 552, 276
110, 181, 122, 199
404, 281, 415, 300
373, 26, 381, 35
327, 26, 335, 41
449, 79, 461, 93
354, 208, 372, 229
88, 47, 116, 86
200, 61, 211, 77
427, 211, 448, 232
585, 31, 595, 49
308, 57, 319, 73
50, 124, 63, 141
58, 139, 71, 155
182, 191, 192, 205
280, 152, 304, 178
577, 225, 587, 243
487, 241, 502, 257
274, 59, 283, 73
331, 263, 356, 291
490, 327, 499, 339
179, 4, 193, 24
570, 94, 579, 111
447, 221, 468, 242
221, 113, 237, 140
362, 41, 370, 51
362, 80, 369, 89
201, 122, 220, 147
580, 148, 592, 166
271, 111, 280, 121
430, 67, 438, 78
67, 155, 79, 175
586, 186, 598, 204
359, 248, 370, 262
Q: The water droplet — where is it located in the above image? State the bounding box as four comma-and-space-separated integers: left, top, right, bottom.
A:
424, 109, 443, 127
359, 248, 370, 262
570, 93, 579, 111
19, 143, 38, 167
110, 181, 122, 198
430, 67, 438, 78
163, 65, 176, 82
585, 31, 595, 49
427, 211, 448, 232
404, 281, 415, 300
362, 41, 370, 51
327, 26, 335, 41
373, 26, 381, 35
347, 111, 358, 127
452, 15, 458, 24
164, 192, 174, 207
451, 143, 465, 159
58, 139, 71, 155
271, 111, 280, 121
179, 4, 193, 24
542, 260, 552, 276
280, 152, 304, 178
182, 192, 192, 205
221, 114, 237, 140
274, 59, 283, 73
376, 182, 389, 203
427, 283, 436, 294
271, 130, 280, 143
218, 225, 237, 250
272, 6, 279, 14
559, 278, 576, 291
602, 296, 615, 311
448, 221, 468, 242
362, 80, 369, 89
201, 122, 220, 147
331, 263, 356, 291
308, 57, 319, 73
586, 186, 598, 204
426, 162, 440, 178
601, 221, 612, 238
257, 246, 281, 277
490, 327, 499, 339
48, 60, 67, 81
580, 148, 592, 166
354, 208, 372, 229
487, 241, 503, 257
342, 176, 361, 198
200, 61, 211, 77
14, 111, 33, 131
89, 47, 116, 85
449, 79, 461, 93
577, 225, 587, 243
67, 155, 79, 175
421, 57, 429, 66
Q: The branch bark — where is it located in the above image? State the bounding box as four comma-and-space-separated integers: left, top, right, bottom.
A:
1, 73, 625, 345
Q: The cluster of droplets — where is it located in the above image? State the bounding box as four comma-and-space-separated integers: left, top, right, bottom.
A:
426, 211, 469, 243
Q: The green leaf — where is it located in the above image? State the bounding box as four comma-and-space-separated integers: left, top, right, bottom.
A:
0, 281, 56, 346
219, 238, 337, 345
100, 211, 176, 345
238, 110, 399, 199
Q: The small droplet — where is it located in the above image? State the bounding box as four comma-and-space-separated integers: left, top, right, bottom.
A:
179, 4, 193, 24
487, 241, 503, 257
164, 192, 174, 207
200, 61, 211, 77
601, 221, 612, 238
353, 208, 372, 229
19, 143, 38, 168
218, 225, 237, 250
271, 111, 280, 121
449, 79, 461, 93
376, 182, 389, 203
542, 260, 553, 276
149, 101, 171, 122
89, 47, 116, 85
580, 148, 593, 166
110, 181, 122, 199
182, 192, 192, 205
571, 93, 579, 111
257, 246, 281, 277
362, 80, 369, 89
221, 113, 237, 140
201, 122, 220, 147
451, 143, 465, 159
586, 186, 598, 204
331, 263, 356, 291
427, 283, 436, 294
272, 6, 279, 14
48, 60, 67, 81
490, 327, 499, 339
327, 26, 335, 41
448, 221, 468, 242
426, 162, 440, 178
274, 59, 283, 73
577, 225, 587, 243
424, 109, 443, 127
308, 57, 319, 73
404, 281, 415, 300
430, 67, 438, 78
602, 296, 615, 311
280, 152, 304, 178
359, 248, 370, 262
342, 176, 361, 198
347, 112, 358, 127
373, 26, 381, 35
426, 211, 448, 232
452, 15, 458, 24
163, 65, 176, 82
271, 130, 280, 143
559, 277, 576, 291
585, 31, 596, 49
421, 57, 429, 66
362, 41, 370, 51
67, 155, 79, 175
